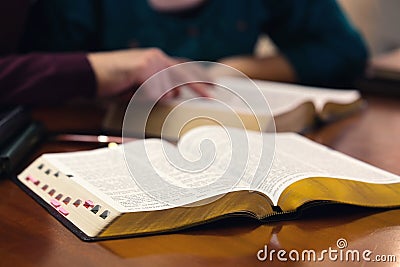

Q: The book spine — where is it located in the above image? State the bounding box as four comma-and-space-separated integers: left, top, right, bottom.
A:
0, 122, 44, 177
0, 106, 30, 144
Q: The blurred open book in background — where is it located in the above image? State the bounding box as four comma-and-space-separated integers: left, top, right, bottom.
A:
103, 77, 363, 141
368, 48, 400, 81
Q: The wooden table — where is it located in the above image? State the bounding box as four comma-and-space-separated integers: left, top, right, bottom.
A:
1, 95, 400, 267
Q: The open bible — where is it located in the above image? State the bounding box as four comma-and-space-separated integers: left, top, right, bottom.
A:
17, 126, 400, 241
103, 77, 364, 140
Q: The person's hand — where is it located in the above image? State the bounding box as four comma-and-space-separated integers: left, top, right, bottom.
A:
87, 48, 210, 100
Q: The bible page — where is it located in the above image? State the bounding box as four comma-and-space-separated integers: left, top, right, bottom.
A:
43, 126, 270, 211
44, 147, 174, 213
170, 76, 314, 118
256, 133, 400, 205
174, 76, 360, 117
250, 78, 360, 112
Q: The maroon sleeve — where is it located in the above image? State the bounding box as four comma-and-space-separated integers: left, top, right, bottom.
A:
0, 1, 97, 105
0, 53, 97, 105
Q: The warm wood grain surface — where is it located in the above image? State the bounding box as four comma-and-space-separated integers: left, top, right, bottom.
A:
1, 95, 400, 267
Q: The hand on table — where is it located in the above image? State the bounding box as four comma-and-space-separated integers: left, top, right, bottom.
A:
87, 48, 210, 101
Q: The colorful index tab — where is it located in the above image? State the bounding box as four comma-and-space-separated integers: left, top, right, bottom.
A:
83, 200, 94, 208
26, 175, 39, 185
50, 199, 61, 208
57, 207, 69, 216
